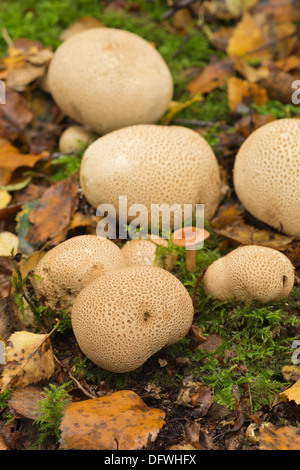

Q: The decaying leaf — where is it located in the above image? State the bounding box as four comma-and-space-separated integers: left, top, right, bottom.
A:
0, 138, 48, 185
26, 176, 79, 247
59, 16, 104, 41
187, 58, 235, 96
8, 384, 44, 420
280, 378, 300, 405
258, 423, 300, 450
0, 191, 11, 209
227, 13, 271, 60
59, 390, 165, 450
0, 88, 33, 140
228, 76, 268, 111
0, 232, 19, 257
0, 331, 55, 392
211, 204, 294, 251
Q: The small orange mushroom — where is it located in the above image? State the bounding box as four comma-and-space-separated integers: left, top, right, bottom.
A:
171, 226, 210, 271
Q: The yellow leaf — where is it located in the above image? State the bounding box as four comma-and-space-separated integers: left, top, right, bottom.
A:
0, 191, 11, 210
0, 232, 19, 256
160, 95, 203, 125
225, 0, 258, 18
0, 331, 55, 392
59, 390, 165, 450
227, 13, 270, 59
280, 378, 300, 405
228, 76, 268, 111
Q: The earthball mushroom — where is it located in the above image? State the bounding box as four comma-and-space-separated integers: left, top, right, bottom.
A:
47, 28, 173, 134
202, 245, 295, 303
121, 236, 177, 271
32, 235, 126, 311
233, 118, 300, 237
71, 265, 194, 373
58, 125, 97, 153
80, 125, 221, 227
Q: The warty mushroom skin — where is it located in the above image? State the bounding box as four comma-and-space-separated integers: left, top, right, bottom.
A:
48, 28, 173, 134
202, 245, 295, 303
71, 265, 194, 373
32, 235, 127, 311
80, 124, 221, 227
121, 236, 177, 271
233, 118, 300, 237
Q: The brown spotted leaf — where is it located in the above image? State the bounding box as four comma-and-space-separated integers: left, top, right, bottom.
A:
0, 331, 55, 392
258, 423, 300, 450
59, 390, 165, 450
26, 176, 79, 247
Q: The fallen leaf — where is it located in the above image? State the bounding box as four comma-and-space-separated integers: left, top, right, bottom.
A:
228, 76, 268, 111
8, 385, 44, 420
59, 390, 165, 450
258, 423, 300, 450
187, 58, 235, 96
160, 95, 203, 125
225, 0, 259, 18
280, 378, 300, 405
227, 13, 271, 60
0, 138, 48, 185
0, 191, 11, 209
59, 16, 104, 41
0, 331, 55, 392
26, 176, 79, 247
0, 232, 19, 257
0, 88, 33, 140
204, 25, 235, 51
0, 435, 8, 450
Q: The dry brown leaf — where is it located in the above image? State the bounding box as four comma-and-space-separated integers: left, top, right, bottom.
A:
0, 88, 33, 140
187, 58, 235, 96
227, 13, 271, 60
0, 331, 55, 392
228, 76, 268, 111
59, 390, 165, 450
0, 138, 48, 185
258, 423, 300, 450
280, 379, 300, 405
8, 384, 44, 420
275, 55, 300, 72
26, 176, 79, 247
59, 16, 104, 41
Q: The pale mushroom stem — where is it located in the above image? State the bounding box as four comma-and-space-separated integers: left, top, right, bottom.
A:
185, 247, 196, 272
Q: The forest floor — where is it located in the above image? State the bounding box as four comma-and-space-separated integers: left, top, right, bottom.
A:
0, 0, 299, 451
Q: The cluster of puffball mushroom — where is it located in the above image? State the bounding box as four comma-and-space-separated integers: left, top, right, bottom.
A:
32, 27, 297, 374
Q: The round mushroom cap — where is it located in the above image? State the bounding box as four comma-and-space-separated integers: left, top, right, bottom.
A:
80, 124, 221, 226
121, 236, 177, 271
233, 118, 300, 237
58, 125, 97, 153
71, 265, 194, 373
32, 235, 127, 311
47, 28, 173, 134
202, 245, 295, 303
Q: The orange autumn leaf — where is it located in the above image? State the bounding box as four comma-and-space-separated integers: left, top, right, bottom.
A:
258, 423, 300, 450
280, 378, 300, 405
59, 390, 166, 450
228, 76, 268, 111
227, 13, 270, 60
187, 58, 235, 96
0, 138, 48, 185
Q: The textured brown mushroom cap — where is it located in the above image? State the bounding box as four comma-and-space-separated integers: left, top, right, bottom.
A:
80, 125, 221, 225
71, 265, 194, 373
233, 118, 300, 237
33, 235, 127, 311
202, 245, 295, 303
121, 236, 177, 271
58, 125, 97, 153
48, 28, 173, 134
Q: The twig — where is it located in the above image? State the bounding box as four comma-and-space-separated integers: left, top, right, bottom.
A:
68, 371, 97, 399
246, 27, 300, 56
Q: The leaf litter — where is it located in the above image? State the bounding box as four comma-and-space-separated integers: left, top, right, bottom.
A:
0, 0, 299, 452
